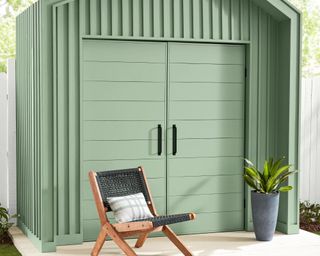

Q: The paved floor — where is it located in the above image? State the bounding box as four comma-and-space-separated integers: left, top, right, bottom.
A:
9, 226, 320, 256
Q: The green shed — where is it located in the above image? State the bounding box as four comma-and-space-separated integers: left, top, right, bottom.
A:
16, 0, 301, 252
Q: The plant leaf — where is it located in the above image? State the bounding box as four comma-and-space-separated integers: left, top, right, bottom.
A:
244, 158, 254, 166
266, 164, 291, 191
277, 170, 298, 185
243, 175, 260, 191
263, 160, 269, 182
279, 186, 293, 192
245, 167, 262, 181
270, 157, 284, 176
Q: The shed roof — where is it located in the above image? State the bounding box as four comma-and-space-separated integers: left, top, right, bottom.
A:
252, 0, 301, 21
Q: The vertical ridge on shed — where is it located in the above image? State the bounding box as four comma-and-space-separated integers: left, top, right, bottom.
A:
52, 0, 81, 244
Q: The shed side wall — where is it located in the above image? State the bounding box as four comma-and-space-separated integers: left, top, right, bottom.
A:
16, 1, 56, 251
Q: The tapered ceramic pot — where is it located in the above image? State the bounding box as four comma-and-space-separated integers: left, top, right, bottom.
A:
251, 191, 280, 241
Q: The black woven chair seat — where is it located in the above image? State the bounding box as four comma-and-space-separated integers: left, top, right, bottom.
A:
132, 213, 191, 227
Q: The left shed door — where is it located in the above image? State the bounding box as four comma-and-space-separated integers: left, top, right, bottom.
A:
81, 40, 167, 240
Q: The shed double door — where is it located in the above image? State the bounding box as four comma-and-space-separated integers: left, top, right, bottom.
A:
82, 40, 245, 240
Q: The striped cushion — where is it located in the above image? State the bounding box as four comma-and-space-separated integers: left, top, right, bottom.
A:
107, 192, 153, 223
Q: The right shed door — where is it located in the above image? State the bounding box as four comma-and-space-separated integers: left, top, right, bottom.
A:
167, 43, 245, 234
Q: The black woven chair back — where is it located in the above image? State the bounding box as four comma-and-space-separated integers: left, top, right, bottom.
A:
95, 167, 151, 211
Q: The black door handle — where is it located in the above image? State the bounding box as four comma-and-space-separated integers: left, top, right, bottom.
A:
173, 124, 177, 155
157, 124, 162, 156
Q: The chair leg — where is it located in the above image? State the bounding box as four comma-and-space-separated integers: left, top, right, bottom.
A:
135, 232, 149, 248
162, 225, 192, 256
105, 224, 137, 256
91, 226, 108, 256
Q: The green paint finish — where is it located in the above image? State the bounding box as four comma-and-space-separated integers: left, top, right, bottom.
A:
83, 140, 166, 160
84, 101, 165, 121
166, 120, 244, 139
83, 82, 165, 101
83, 40, 166, 62
168, 193, 244, 214
167, 138, 244, 158
53, 0, 81, 241
16, 0, 300, 252
83, 62, 166, 82
169, 42, 245, 64
82, 179, 166, 200
81, 40, 167, 238
167, 43, 245, 233
168, 157, 243, 177
170, 83, 245, 101
170, 64, 244, 83
83, 121, 164, 140
82, 159, 166, 179
170, 101, 244, 120
171, 212, 244, 234
168, 175, 243, 196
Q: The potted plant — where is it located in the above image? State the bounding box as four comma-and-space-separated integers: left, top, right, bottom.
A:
244, 157, 297, 241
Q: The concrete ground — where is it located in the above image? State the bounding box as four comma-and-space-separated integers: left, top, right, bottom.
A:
9, 226, 320, 256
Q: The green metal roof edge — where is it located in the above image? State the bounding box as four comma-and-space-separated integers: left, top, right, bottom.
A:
281, 0, 302, 15
251, 0, 301, 21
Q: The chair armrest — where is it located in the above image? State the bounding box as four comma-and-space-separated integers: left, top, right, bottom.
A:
113, 221, 154, 233
189, 213, 196, 220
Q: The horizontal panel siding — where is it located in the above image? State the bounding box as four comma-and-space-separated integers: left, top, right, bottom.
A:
167, 138, 244, 158
83, 81, 165, 101
167, 43, 245, 234
170, 83, 244, 101
83, 140, 165, 160
171, 212, 244, 234
82, 178, 166, 200
167, 120, 244, 139
169, 43, 245, 64
80, 0, 251, 41
168, 175, 243, 195
81, 40, 167, 239
82, 159, 166, 180
83, 62, 166, 82
168, 193, 243, 213
170, 101, 244, 120
170, 64, 244, 83
84, 101, 165, 120
168, 157, 243, 177
83, 40, 166, 62
84, 121, 163, 140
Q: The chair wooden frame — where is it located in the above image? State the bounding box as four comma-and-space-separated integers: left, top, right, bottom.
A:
88, 166, 196, 256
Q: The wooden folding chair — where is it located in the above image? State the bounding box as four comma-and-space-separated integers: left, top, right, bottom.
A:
88, 166, 196, 256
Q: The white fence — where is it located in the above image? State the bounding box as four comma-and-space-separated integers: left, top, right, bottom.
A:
0, 59, 16, 217
300, 76, 320, 203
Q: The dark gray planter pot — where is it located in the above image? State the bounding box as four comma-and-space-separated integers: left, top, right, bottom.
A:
251, 191, 280, 241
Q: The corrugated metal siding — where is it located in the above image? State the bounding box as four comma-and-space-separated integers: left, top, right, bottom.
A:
81, 0, 251, 40
16, 1, 42, 239
52, 0, 81, 242
246, 5, 280, 228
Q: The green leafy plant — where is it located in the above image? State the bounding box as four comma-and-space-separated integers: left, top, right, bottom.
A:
243, 157, 297, 194
0, 203, 16, 244
300, 201, 320, 233
300, 201, 320, 224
